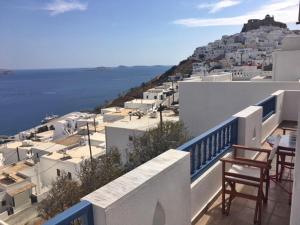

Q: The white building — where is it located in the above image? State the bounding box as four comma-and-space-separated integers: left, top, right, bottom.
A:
143, 88, 166, 101
124, 99, 157, 112
273, 35, 300, 81
0, 161, 36, 219
39, 145, 106, 188
0, 141, 67, 165
105, 110, 179, 164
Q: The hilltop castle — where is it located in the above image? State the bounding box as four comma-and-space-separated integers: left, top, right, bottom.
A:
241, 15, 287, 32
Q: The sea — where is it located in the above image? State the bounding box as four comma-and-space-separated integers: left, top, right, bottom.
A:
0, 66, 171, 136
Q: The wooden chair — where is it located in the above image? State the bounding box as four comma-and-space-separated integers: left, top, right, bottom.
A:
277, 128, 297, 182
220, 137, 280, 225
281, 127, 297, 135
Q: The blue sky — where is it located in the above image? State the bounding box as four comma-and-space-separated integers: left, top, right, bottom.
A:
0, 0, 299, 69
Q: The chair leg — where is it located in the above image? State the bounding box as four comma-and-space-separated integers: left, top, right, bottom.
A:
279, 155, 286, 181
265, 171, 270, 203
254, 187, 263, 225
222, 162, 226, 215
226, 182, 235, 215
222, 189, 226, 214
276, 153, 279, 182
257, 199, 262, 225
226, 194, 234, 216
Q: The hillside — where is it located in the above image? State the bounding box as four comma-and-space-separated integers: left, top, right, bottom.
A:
95, 59, 195, 110
96, 16, 298, 111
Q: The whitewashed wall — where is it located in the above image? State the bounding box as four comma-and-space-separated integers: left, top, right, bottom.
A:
39, 157, 80, 187
261, 90, 284, 142
179, 81, 300, 136
273, 36, 300, 82
105, 126, 144, 165
234, 106, 262, 149
282, 91, 300, 121
83, 150, 191, 225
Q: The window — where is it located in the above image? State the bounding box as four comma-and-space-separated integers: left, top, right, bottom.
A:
68, 172, 72, 180
154, 96, 157, 99
129, 135, 133, 141
1, 200, 6, 206
57, 169, 61, 177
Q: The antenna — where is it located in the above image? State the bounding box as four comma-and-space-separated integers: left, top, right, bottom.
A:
87, 123, 92, 161
297, 0, 300, 24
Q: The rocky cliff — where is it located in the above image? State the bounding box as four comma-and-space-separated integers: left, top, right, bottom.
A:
241, 15, 287, 32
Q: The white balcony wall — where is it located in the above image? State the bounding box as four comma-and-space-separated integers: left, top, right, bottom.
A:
290, 103, 300, 225
190, 155, 228, 222
261, 90, 284, 142
282, 90, 300, 121
83, 150, 191, 225
234, 106, 262, 150
191, 106, 263, 221
179, 81, 300, 136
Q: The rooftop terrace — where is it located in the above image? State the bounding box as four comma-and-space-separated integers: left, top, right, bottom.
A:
43, 89, 300, 225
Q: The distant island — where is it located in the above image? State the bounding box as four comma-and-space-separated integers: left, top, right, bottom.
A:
0, 69, 13, 75
94, 65, 171, 71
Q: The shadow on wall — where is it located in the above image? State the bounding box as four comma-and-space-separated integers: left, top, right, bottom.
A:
152, 201, 166, 225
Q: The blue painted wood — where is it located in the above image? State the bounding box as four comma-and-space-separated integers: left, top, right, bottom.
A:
202, 139, 207, 165
177, 117, 238, 182
196, 143, 201, 170
43, 200, 94, 225
255, 95, 276, 121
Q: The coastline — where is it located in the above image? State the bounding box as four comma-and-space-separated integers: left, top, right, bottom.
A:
97, 59, 195, 111
0, 66, 171, 136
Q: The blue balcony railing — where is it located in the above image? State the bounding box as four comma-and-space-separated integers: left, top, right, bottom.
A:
178, 117, 238, 181
255, 95, 277, 122
44, 200, 94, 225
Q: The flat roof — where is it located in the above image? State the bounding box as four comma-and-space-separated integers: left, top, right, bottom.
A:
0, 161, 34, 186
7, 181, 35, 196
105, 108, 134, 116
30, 142, 66, 152
1, 141, 66, 153
36, 130, 54, 139
106, 111, 179, 131
144, 88, 164, 93
54, 135, 82, 146
125, 99, 158, 104
42, 145, 106, 164
89, 132, 106, 142
0, 141, 23, 149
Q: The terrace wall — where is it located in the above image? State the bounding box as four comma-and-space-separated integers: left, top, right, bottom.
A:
179, 81, 300, 137
83, 150, 191, 225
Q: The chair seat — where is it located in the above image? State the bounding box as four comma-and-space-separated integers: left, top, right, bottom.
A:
227, 165, 261, 183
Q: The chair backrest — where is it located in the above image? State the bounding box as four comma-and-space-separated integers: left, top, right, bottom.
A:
268, 135, 281, 164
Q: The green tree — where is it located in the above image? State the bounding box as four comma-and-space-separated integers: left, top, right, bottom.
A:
125, 121, 190, 170
38, 122, 189, 220
39, 150, 124, 219
38, 172, 81, 219
78, 149, 124, 196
